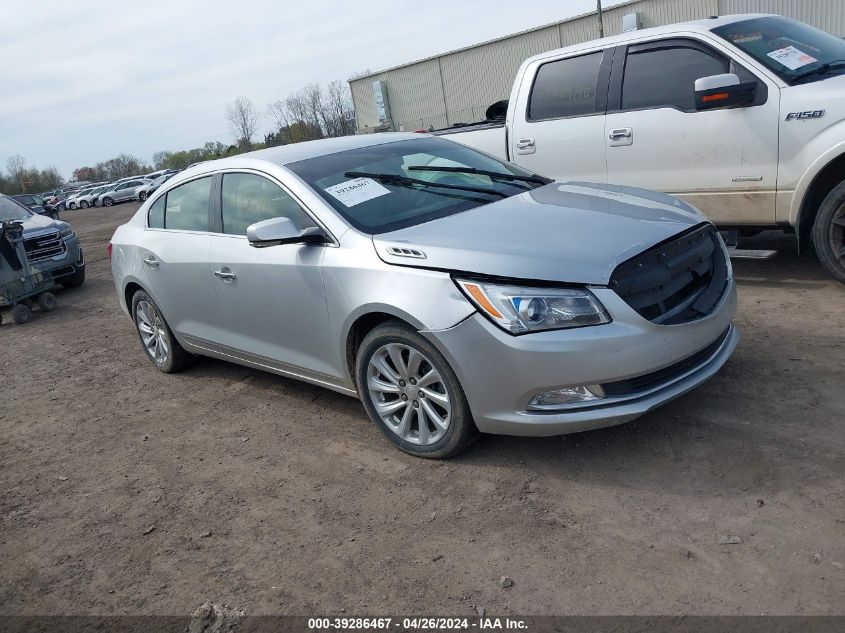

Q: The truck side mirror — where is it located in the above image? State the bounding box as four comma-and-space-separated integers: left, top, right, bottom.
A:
694, 73, 756, 110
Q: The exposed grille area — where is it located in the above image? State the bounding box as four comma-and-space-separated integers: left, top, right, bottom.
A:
602, 328, 730, 397
23, 230, 65, 262
610, 223, 728, 325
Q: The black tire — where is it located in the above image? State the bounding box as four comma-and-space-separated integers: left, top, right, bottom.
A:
131, 290, 191, 373
355, 320, 478, 459
68, 203, 76, 210
102, 197, 113, 207
139, 191, 148, 201
812, 181, 845, 284
94, 199, 101, 207
11, 304, 32, 325
50, 211, 60, 220
61, 268, 85, 288
80, 200, 89, 209
0, 310, 4, 326
57, 203, 66, 211
38, 292, 57, 312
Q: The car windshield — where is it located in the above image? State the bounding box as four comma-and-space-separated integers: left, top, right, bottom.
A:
287, 137, 549, 233
0, 196, 33, 221
714, 16, 845, 84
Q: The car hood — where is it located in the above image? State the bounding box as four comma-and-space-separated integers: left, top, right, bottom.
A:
21, 212, 69, 235
372, 182, 705, 285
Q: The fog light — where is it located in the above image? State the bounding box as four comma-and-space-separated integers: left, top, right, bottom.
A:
529, 384, 605, 408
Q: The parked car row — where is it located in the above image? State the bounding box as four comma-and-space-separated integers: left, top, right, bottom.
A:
65, 170, 181, 210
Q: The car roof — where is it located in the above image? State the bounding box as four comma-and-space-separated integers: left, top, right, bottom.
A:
182, 133, 424, 176
523, 13, 777, 61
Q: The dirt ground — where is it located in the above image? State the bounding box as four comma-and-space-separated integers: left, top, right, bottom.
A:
1, 201, 843, 616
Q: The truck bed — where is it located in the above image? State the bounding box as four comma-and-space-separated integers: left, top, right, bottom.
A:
432, 121, 508, 161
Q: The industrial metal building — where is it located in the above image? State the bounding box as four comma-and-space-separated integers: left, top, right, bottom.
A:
349, 0, 845, 132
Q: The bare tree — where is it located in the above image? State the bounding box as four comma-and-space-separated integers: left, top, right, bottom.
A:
226, 96, 259, 149
6, 154, 26, 187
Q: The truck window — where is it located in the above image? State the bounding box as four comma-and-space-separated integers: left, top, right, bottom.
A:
528, 51, 603, 121
621, 44, 727, 112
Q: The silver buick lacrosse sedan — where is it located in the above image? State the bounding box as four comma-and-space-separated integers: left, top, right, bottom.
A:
110, 133, 738, 458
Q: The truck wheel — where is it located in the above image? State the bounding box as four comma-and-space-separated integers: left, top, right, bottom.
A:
61, 268, 85, 288
38, 292, 57, 312
355, 320, 478, 458
11, 304, 32, 324
812, 181, 845, 284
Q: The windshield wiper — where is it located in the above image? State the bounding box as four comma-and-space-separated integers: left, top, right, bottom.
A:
344, 171, 507, 198
407, 165, 550, 186
792, 59, 845, 83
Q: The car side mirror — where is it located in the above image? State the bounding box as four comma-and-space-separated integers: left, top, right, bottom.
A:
694, 73, 756, 110
247, 217, 328, 248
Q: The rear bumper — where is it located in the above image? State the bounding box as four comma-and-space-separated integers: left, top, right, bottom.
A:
425, 281, 738, 437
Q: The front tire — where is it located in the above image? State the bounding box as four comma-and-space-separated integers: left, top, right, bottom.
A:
61, 268, 85, 288
355, 321, 477, 458
11, 304, 32, 325
102, 197, 113, 207
131, 290, 190, 373
38, 292, 57, 312
80, 200, 89, 209
813, 181, 845, 284
139, 191, 148, 201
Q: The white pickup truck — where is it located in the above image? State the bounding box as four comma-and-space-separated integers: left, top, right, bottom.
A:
437, 13, 845, 283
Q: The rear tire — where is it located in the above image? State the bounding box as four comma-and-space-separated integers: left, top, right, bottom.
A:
11, 304, 32, 325
812, 181, 845, 284
68, 202, 76, 210
131, 290, 190, 373
38, 292, 57, 312
80, 200, 89, 209
355, 320, 478, 458
139, 191, 148, 201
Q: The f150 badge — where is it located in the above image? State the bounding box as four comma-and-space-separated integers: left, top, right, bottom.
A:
786, 110, 824, 121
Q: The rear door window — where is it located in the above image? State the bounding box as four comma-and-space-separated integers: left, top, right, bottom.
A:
162, 177, 211, 231
528, 51, 604, 120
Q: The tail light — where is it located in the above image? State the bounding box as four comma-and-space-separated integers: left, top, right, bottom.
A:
107, 242, 112, 262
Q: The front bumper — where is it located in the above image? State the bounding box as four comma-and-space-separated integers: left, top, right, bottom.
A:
424, 281, 738, 437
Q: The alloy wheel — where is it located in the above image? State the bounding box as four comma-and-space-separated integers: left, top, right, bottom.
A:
366, 343, 452, 446
135, 300, 169, 364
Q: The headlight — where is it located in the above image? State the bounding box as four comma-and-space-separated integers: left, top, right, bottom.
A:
455, 278, 610, 334
59, 227, 74, 239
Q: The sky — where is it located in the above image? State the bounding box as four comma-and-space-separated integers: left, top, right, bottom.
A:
0, 0, 626, 178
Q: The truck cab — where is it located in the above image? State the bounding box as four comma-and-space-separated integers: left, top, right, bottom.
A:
442, 14, 845, 283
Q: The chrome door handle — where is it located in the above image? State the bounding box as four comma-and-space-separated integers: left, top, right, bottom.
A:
515, 138, 535, 150
142, 256, 159, 269
608, 128, 632, 140
213, 269, 236, 281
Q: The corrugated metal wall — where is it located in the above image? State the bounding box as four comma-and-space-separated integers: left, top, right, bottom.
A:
349, 0, 841, 132
719, 0, 845, 34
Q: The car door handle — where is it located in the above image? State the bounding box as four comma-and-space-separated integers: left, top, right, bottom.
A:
142, 256, 159, 269
608, 128, 632, 140
515, 138, 535, 150
213, 269, 236, 282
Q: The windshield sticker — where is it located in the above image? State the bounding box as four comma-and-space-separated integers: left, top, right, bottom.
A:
728, 32, 762, 43
766, 45, 818, 70
324, 178, 390, 207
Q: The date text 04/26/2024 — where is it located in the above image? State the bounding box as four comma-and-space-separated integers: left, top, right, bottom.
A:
307, 617, 528, 630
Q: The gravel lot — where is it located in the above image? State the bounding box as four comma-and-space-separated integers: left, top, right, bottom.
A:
1, 201, 843, 616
